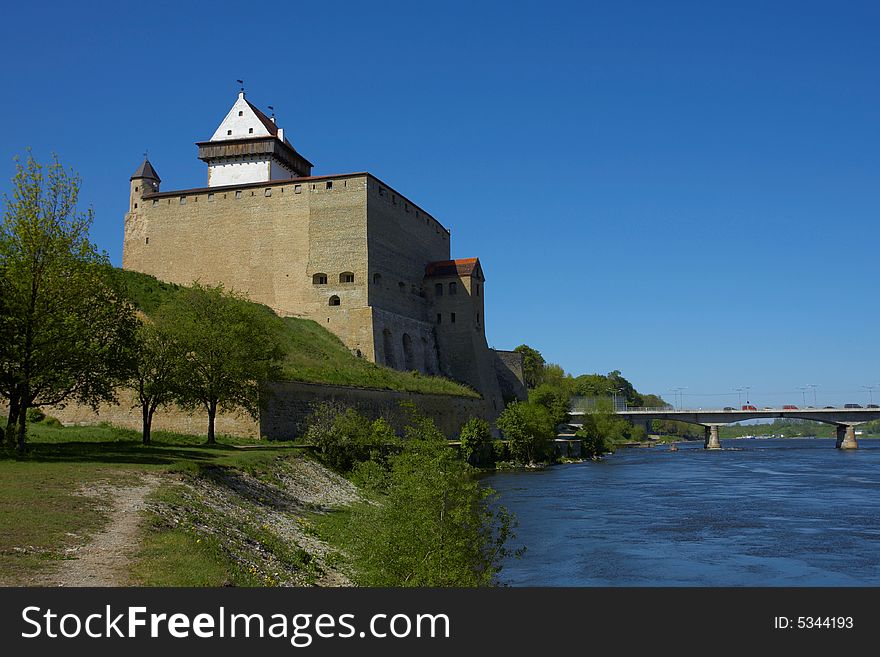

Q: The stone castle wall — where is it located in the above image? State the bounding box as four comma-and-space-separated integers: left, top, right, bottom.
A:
11, 382, 485, 440
492, 350, 529, 403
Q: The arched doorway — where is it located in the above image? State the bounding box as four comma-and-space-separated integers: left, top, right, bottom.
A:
402, 333, 415, 371
383, 328, 396, 369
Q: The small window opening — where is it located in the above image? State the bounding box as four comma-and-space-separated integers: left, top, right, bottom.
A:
208, 193, 214, 202
238, 110, 243, 116
326, 181, 333, 190
235, 190, 242, 199
227, 129, 232, 135
436, 313, 442, 324
179, 196, 186, 205
295, 184, 302, 193
248, 127, 254, 134
449, 282, 457, 295
435, 283, 443, 296
373, 273, 382, 284
145, 237, 149, 245
135, 186, 139, 192
152, 199, 158, 207
340, 272, 355, 283
133, 203, 138, 208
265, 188, 272, 197
451, 312, 456, 323
398, 282, 405, 292
328, 295, 341, 306
313, 273, 328, 285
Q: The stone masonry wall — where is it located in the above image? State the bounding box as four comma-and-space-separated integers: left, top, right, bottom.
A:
8, 383, 485, 441
260, 381, 487, 439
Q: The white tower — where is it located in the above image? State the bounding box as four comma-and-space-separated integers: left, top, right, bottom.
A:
197, 91, 313, 187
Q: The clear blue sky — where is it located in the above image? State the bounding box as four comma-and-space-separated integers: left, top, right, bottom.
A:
2, 0, 878, 408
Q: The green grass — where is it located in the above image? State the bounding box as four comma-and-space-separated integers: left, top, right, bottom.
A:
0, 422, 303, 585
131, 483, 264, 587
116, 268, 478, 398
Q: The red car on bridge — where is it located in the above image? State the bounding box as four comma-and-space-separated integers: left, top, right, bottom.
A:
742, 405, 757, 411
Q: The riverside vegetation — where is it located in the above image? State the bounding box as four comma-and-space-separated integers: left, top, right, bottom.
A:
0, 154, 670, 587
0, 154, 510, 587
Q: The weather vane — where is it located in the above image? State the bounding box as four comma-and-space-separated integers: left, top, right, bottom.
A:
237, 79, 245, 93
268, 105, 275, 118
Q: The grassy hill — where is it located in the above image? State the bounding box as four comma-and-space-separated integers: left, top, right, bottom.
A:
114, 268, 479, 398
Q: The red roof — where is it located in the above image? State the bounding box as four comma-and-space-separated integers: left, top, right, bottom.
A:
245, 99, 279, 137
425, 258, 482, 278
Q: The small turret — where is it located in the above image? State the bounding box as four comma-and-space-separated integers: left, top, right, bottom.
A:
129, 157, 161, 213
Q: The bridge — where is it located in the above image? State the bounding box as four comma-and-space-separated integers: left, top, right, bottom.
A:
566, 407, 880, 450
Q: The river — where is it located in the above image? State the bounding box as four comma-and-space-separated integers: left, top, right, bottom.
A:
485, 438, 880, 586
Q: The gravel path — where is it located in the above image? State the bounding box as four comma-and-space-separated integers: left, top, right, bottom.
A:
39, 474, 161, 587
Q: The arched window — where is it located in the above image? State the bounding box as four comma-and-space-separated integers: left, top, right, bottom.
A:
449, 281, 457, 295
402, 333, 415, 371
474, 282, 481, 297
383, 328, 396, 368
329, 295, 340, 306
373, 272, 382, 285
340, 272, 355, 283
313, 273, 328, 285
422, 337, 433, 374
435, 283, 443, 296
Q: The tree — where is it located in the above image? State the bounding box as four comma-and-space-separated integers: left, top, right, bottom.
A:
514, 344, 545, 389
124, 319, 185, 444
496, 401, 556, 464
529, 383, 572, 427
458, 417, 493, 466
0, 153, 137, 451
345, 414, 517, 586
304, 402, 399, 472
159, 283, 284, 444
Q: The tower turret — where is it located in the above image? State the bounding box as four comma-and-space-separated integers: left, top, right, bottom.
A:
196, 91, 313, 187
129, 157, 161, 214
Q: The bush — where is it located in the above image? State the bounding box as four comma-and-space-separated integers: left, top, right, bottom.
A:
304, 403, 399, 472
349, 460, 388, 494
459, 417, 493, 466
492, 439, 508, 462
26, 407, 46, 423
495, 401, 556, 464
343, 413, 517, 586
43, 416, 63, 428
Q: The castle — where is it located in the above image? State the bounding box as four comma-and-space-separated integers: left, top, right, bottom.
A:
123, 91, 525, 420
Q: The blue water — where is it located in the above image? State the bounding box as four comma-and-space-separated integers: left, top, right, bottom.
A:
485, 438, 880, 586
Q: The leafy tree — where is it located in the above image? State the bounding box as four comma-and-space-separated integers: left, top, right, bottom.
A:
345, 414, 517, 586
124, 319, 185, 444
575, 415, 609, 459
514, 344, 545, 389
459, 417, 493, 466
0, 153, 137, 451
529, 383, 572, 427
496, 401, 556, 464
305, 402, 399, 472
160, 283, 284, 444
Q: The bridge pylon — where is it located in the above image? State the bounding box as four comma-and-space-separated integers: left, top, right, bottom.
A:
704, 425, 721, 450
836, 425, 858, 450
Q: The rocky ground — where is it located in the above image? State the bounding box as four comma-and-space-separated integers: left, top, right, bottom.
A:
145, 456, 359, 586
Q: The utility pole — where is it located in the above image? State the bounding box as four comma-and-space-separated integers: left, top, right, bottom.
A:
797, 386, 807, 406
807, 384, 818, 406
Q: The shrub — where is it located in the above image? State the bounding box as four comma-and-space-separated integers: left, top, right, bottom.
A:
344, 413, 517, 586
495, 401, 556, 464
26, 407, 46, 423
43, 416, 63, 428
459, 417, 493, 466
304, 403, 399, 472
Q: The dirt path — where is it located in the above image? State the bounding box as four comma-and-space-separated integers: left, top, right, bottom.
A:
38, 474, 161, 587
